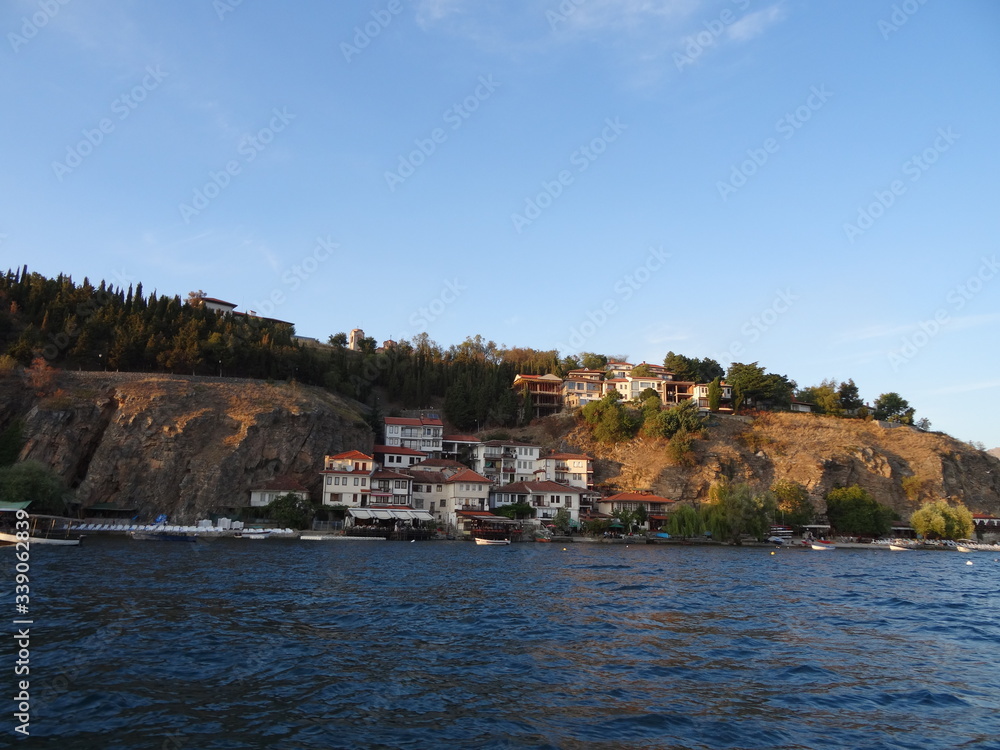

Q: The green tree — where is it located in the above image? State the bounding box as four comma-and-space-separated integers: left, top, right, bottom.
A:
264, 492, 315, 530
727, 362, 794, 412
0, 460, 68, 515
553, 508, 572, 533
909, 500, 974, 540
873, 392, 915, 424
665, 504, 703, 538
644, 399, 705, 440
838, 379, 864, 412
824, 485, 895, 537
707, 376, 722, 412
770, 480, 814, 526
0, 419, 25, 466
638, 387, 660, 403
495, 501, 533, 520
796, 379, 841, 415
701, 480, 776, 544
631, 364, 653, 377
633, 505, 648, 530
580, 352, 608, 371
328, 332, 348, 347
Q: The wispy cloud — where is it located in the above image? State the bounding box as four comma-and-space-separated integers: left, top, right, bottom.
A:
838, 311, 1000, 348
412, 0, 787, 81
923, 379, 1000, 397
726, 4, 785, 42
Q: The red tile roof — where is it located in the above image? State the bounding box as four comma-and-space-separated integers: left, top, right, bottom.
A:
328, 450, 373, 461
443, 434, 481, 443
384, 416, 443, 426
543, 452, 593, 461
444, 469, 491, 484
250, 477, 308, 492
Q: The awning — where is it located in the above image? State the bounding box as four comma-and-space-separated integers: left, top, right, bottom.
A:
348, 508, 433, 522
0, 501, 31, 511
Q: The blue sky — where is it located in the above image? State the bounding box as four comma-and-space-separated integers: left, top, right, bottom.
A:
2, 0, 999, 447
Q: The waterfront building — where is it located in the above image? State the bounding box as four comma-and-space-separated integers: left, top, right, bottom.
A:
489, 480, 584, 524
593, 492, 676, 530
534, 452, 594, 489
320, 450, 374, 507
248, 477, 310, 507
470, 440, 541, 485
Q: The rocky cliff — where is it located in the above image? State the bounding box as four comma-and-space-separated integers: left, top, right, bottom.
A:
542, 411, 1000, 517
1, 372, 372, 521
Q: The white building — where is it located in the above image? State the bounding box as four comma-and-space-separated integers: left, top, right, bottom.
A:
248, 477, 309, 507
320, 450, 374, 507
471, 440, 541, 485
534, 453, 594, 489
489, 480, 584, 524
384, 414, 444, 457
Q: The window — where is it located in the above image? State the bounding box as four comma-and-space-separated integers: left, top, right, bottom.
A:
566, 497, 573, 508
439, 499, 446, 508
395, 480, 406, 489
414, 498, 424, 509
326, 477, 332, 485
360, 478, 367, 487
436, 485, 442, 492
354, 477, 359, 486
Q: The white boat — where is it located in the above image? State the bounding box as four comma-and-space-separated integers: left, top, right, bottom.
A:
889, 544, 912, 551
0, 532, 80, 546
956, 545, 973, 553
811, 542, 836, 550
474, 537, 510, 545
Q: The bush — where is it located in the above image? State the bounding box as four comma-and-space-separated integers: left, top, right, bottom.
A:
825, 485, 895, 537
910, 500, 973, 540
0, 461, 69, 515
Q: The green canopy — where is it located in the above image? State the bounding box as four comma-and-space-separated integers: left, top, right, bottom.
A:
609, 521, 623, 528
0, 501, 32, 512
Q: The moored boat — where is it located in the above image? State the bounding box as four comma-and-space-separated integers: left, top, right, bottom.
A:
811, 541, 836, 550
0, 532, 80, 546
889, 543, 912, 551
130, 530, 198, 542
474, 537, 510, 545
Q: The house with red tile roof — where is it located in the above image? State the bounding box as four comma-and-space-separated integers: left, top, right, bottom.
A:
320, 451, 374, 507
512, 373, 563, 418
471, 440, 541, 485
248, 477, 310, 508
535, 452, 594, 490
594, 492, 676, 530
489, 480, 585, 525
369, 469, 413, 506
373, 444, 427, 469
384, 413, 444, 457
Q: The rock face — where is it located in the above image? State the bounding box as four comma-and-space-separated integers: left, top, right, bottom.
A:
564, 412, 1000, 517
1, 372, 372, 522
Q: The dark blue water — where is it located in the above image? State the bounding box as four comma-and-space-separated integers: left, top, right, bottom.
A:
5, 539, 999, 749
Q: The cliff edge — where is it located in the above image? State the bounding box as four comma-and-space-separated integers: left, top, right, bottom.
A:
1, 371, 371, 522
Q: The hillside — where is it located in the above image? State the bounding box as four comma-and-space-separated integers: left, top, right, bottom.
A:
2, 369, 998, 522
0, 371, 371, 521
523, 411, 1000, 517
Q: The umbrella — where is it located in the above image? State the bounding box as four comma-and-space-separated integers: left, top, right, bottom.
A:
609, 521, 623, 528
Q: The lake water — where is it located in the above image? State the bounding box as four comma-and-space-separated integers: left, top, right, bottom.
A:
7, 538, 1000, 749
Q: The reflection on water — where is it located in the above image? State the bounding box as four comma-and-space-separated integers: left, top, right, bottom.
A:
9, 539, 999, 749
